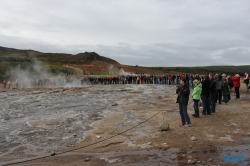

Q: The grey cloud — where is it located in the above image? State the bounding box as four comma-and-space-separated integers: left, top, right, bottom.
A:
0, 0, 250, 66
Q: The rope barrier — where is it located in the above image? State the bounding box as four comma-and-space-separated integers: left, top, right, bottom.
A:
1, 110, 163, 166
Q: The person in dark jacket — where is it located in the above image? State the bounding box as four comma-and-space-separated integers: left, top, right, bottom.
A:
222, 78, 230, 104
209, 73, 217, 113
216, 75, 224, 104
201, 75, 211, 115
176, 78, 192, 127
227, 75, 233, 100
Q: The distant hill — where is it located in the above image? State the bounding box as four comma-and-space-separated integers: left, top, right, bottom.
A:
0, 46, 249, 79
0, 46, 17, 53
0, 47, 119, 65
0, 46, 119, 77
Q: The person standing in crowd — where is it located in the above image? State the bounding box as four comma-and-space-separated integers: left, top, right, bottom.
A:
201, 75, 211, 115
227, 75, 234, 91
15, 78, 19, 89
216, 75, 224, 104
3, 80, 7, 88
232, 74, 241, 98
176, 78, 192, 127
244, 72, 249, 92
209, 73, 217, 113
222, 78, 230, 104
192, 79, 202, 117
7, 80, 11, 89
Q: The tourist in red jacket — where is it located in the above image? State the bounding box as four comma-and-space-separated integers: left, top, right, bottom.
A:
232, 74, 240, 98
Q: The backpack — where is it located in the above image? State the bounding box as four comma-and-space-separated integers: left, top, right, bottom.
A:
228, 79, 234, 88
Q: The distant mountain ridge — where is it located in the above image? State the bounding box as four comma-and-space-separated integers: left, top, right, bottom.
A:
0, 46, 119, 65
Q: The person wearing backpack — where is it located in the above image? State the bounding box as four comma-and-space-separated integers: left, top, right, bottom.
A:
244, 72, 249, 92
192, 79, 202, 117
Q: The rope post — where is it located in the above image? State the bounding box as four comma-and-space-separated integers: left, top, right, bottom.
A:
160, 110, 169, 131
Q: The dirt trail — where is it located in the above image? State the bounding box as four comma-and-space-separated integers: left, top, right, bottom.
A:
63, 64, 83, 73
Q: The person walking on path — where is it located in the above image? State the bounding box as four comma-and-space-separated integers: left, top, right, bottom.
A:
176, 78, 192, 127
192, 79, 202, 117
232, 74, 241, 98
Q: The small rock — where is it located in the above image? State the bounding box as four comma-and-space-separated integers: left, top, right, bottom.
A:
188, 155, 193, 159
187, 159, 195, 164
109, 158, 121, 164
112, 103, 118, 106
147, 142, 152, 145
208, 159, 213, 162
235, 150, 238, 152
84, 158, 90, 162
191, 136, 197, 141
96, 135, 101, 139
148, 154, 154, 156
189, 145, 193, 149
51, 151, 56, 156
73, 134, 77, 137
182, 154, 186, 157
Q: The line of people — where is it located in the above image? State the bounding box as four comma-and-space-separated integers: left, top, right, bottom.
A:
176, 73, 248, 127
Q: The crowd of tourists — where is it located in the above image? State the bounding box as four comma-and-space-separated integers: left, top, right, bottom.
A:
176, 72, 249, 128
2, 74, 207, 88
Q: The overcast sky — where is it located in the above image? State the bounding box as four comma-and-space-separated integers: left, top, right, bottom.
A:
0, 0, 249, 67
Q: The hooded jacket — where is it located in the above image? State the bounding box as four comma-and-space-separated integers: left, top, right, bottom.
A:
176, 84, 190, 105
192, 83, 202, 100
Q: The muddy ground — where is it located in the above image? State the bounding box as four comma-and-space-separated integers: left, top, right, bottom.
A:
0, 84, 250, 166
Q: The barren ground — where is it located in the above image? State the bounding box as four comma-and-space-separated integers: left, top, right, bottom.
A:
0, 84, 250, 166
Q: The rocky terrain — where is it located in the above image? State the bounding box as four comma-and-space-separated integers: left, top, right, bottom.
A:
0, 84, 250, 165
